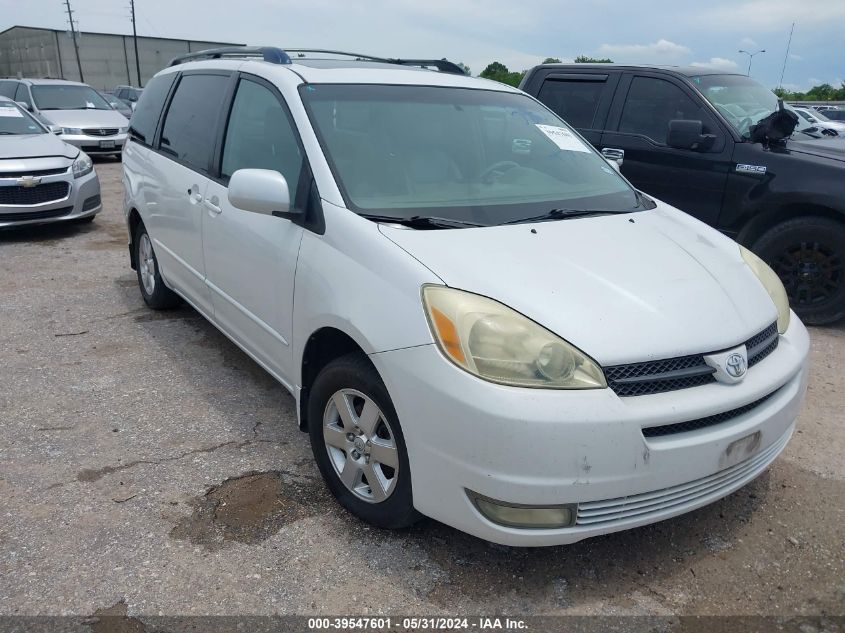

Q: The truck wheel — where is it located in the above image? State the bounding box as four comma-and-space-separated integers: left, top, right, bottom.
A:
752, 217, 845, 325
308, 353, 420, 530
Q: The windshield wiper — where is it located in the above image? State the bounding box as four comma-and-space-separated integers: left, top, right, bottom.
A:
361, 214, 484, 229
501, 208, 618, 225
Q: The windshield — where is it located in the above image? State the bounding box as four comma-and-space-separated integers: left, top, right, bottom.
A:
693, 74, 783, 138
0, 101, 45, 135
300, 85, 638, 224
31, 85, 111, 111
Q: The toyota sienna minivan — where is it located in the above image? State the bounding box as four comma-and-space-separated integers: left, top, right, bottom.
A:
122, 46, 809, 546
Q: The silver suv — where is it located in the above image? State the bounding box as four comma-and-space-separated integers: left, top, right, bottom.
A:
0, 78, 129, 156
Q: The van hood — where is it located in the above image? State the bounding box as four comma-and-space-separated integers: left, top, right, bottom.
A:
0, 133, 77, 160
38, 108, 128, 129
379, 203, 778, 366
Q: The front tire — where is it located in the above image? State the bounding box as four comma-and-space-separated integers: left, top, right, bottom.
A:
752, 217, 845, 325
134, 223, 180, 310
308, 353, 420, 529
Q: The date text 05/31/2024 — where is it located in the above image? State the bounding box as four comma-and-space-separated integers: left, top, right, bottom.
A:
307, 617, 528, 630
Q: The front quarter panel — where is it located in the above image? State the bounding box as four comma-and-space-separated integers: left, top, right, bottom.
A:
292, 201, 441, 389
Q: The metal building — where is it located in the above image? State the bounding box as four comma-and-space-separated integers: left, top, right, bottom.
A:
0, 25, 242, 90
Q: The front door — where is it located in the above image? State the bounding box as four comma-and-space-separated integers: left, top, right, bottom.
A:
202, 75, 307, 383
600, 73, 732, 225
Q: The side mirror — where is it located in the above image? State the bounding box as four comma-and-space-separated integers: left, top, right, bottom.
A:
600, 147, 624, 171
667, 119, 715, 151
228, 168, 295, 217
15, 101, 31, 112
48, 125, 62, 135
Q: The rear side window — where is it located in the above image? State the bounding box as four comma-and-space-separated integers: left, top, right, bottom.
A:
618, 76, 705, 145
0, 81, 17, 98
159, 73, 229, 172
536, 78, 607, 129
220, 78, 303, 200
129, 73, 176, 146
14, 84, 31, 108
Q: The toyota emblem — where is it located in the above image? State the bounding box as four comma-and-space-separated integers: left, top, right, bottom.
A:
725, 353, 747, 378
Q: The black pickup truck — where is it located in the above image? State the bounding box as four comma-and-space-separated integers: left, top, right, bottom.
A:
520, 64, 845, 324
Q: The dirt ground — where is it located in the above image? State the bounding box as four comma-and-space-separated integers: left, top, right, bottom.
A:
1, 160, 843, 622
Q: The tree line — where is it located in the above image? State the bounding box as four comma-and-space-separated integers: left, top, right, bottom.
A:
473, 56, 612, 87
774, 84, 845, 102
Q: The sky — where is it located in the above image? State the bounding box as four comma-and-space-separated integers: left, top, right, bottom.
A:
2, 0, 843, 91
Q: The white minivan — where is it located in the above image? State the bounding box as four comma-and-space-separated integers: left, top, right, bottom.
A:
122, 47, 809, 547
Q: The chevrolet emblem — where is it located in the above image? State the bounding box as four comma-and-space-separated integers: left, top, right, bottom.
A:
17, 176, 42, 188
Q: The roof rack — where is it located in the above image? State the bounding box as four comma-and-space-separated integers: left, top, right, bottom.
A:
169, 46, 466, 75
286, 49, 467, 75
170, 46, 292, 67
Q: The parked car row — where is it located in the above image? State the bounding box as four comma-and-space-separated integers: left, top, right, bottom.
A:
0, 78, 129, 157
117, 47, 810, 547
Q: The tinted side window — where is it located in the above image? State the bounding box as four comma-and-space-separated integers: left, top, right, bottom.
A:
14, 84, 31, 107
221, 78, 303, 200
159, 73, 229, 172
0, 81, 17, 98
619, 76, 705, 144
537, 78, 607, 129
129, 73, 176, 146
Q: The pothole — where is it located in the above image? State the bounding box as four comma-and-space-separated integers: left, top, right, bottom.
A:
170, 471, 324, 548
84, 600, 146, 633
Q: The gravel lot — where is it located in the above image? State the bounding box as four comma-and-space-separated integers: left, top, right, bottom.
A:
1, 160, 843, 621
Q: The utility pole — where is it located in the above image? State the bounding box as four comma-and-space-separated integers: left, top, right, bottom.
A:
738, 48, 766, 77
130, 0, 142, 86
63, 0, 84, 81
778, 23, 795, 91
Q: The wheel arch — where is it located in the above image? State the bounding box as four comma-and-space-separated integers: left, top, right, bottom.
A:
298, 326, 371, 431
737, 202, 845, 247
127, 207, 143, 270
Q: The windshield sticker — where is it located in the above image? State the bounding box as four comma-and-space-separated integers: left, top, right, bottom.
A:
85, 101, 96, 108
535, 124, 592, 153
0, 106, 24, 117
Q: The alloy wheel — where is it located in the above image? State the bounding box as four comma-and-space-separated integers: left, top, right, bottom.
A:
138, 233, 156, 296
772, 240, 842, 307
322, 388, 399, 503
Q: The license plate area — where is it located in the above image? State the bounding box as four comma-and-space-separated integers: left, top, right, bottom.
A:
720, 431, 762, 469
99, 140, 115, 149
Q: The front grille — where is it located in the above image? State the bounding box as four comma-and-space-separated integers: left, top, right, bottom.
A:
0, 206, 73, 222
575, 429, 790, 527
0, 181, 70, 206
605, 323, 779, 397
0, 167, 68, 179
642, 390, 779, 438
82, 127, 119, 137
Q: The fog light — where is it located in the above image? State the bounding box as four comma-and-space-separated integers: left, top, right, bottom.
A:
469, 492, 576, 529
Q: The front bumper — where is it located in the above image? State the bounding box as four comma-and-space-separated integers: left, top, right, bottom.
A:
371, 314, 810, 546
59, 132, 127, 155
0, 167, 102, 229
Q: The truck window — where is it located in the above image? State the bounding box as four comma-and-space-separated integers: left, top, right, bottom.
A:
536, 78, 606, 129
619, 76, 704, 145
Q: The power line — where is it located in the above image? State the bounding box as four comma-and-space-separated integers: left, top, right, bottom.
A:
63, 0, 84, 81
130, 0, 142, 86
778, 22, 795, 91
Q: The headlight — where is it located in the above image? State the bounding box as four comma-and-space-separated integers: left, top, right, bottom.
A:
118, 126, 129, 134
740, 245, 790, 334
422, 285, 606, 389
72, 151, 93, 179
62, 127, 83, 135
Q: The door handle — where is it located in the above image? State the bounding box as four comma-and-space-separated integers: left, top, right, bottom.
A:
203, 196, 222, 214
601, 147, 625, 162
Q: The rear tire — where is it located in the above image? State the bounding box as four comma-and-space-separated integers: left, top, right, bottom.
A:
308, 353, 420, 529
752, 216, 845, 325
134, 223, 180, 310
